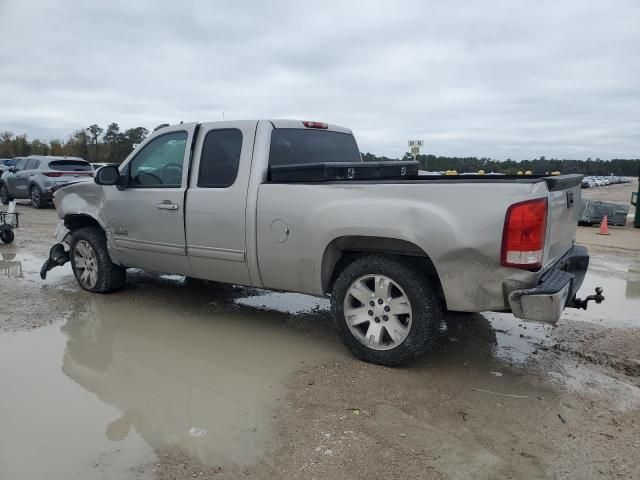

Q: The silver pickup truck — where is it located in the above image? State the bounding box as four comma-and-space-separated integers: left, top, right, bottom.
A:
41, 120, 603, 366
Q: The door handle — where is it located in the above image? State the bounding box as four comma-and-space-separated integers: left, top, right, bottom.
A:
157, 201, 179, 211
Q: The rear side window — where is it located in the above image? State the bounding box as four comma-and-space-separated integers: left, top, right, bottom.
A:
49, 160, 92, 171
197, 129, 243, 188
13, 158, 27, 170
269, 129, 361, 166
25, 159, 39, 169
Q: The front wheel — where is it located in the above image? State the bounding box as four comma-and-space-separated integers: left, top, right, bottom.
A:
70, 227, 126, 293
30, 185, 45, 209
331, 255, 443, 366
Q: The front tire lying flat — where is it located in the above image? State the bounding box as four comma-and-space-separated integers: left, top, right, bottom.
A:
70, 227, 126, 293
331, 255, 443, 366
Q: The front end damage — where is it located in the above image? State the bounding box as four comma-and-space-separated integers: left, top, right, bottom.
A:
40, 223, 71, 279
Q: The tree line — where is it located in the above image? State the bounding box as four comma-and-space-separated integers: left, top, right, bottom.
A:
367, 153, 640, 177
0, 123, 169, 164
0, 126, 638, 176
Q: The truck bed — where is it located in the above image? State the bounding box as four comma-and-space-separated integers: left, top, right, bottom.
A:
268, 173, 584, 192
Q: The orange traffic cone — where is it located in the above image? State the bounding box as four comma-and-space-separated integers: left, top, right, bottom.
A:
597, 215, 610, 235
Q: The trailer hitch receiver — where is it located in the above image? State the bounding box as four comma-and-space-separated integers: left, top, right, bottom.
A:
568, 287, 604, 310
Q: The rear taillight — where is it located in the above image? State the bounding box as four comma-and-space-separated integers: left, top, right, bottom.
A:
302, 121, 328, 129
43, 172, 63, 177
501, 198, 547, 269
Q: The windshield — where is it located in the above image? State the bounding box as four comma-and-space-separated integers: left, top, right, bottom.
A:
269, 129, 361, 166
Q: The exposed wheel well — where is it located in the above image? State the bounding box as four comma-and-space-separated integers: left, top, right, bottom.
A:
322, 236, 446, 308
64, 214, 103, 232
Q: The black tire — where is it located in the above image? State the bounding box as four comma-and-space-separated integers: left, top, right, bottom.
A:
0, 229, 14, 244
0, 184, 12, 205
331, 255, 443, 366
70, 227, 126, 293
30, 185, 45, 209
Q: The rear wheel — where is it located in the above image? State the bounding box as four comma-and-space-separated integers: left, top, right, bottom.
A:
331, 255, 442, 366
0, 184, 12, 205
70, 227, 126, 293
30, 185, 44, 209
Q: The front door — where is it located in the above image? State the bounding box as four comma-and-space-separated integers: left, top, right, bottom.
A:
104, 124, 197, 275
184, 121, 257, 285
6, 158, 28, 198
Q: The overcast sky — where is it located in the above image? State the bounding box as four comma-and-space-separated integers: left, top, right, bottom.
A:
0, 0, 638, 159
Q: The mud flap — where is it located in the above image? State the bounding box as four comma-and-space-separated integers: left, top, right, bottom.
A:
40, 243, 70, 279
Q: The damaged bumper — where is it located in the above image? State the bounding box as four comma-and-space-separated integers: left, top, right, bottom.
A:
508, 244, 603, 324
40, 222, 71, 279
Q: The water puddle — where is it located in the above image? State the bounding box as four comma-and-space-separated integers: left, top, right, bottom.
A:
0, 251, 73, 283
0, 290, 348, 479
562, 254, 640, 327
235, 291, 329, 315
484, 312, 553, 363
2, 247, 639, 476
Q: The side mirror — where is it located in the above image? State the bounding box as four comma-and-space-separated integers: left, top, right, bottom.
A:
94, 165, 121, 186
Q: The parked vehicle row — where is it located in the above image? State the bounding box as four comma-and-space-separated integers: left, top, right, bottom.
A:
0, 156, 94, 208
581, 175, 631, 188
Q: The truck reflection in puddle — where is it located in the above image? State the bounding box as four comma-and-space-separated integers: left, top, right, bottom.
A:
60, 294, 347, 469
0, 252, 22, 277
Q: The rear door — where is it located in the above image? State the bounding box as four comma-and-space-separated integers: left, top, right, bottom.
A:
103, 124, 197, 275
185, 121, 257, 285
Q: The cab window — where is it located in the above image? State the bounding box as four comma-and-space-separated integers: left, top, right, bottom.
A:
197, 129, 243, 188
129, 131, 187, 188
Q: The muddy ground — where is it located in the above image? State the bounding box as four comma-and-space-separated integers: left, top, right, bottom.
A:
1, 180, 639, 480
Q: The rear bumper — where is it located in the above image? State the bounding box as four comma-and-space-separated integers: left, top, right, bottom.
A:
508, 244, 589, 324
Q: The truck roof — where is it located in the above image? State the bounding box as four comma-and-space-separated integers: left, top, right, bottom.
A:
165, 120, 352, 135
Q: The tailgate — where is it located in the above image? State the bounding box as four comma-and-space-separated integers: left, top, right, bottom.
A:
544, 175, 583, 267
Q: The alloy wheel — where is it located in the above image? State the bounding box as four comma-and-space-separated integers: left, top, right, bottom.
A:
74, 240, 99, 289
343, 274, 413, 351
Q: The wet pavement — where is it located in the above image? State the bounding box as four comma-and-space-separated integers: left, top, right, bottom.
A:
1, 214, 640, 479
0, 268, 348, 479
563, 253, 640, 327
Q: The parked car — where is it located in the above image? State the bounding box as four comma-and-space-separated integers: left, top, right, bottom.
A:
42, 120, 602, 366
0, 156, 93, 208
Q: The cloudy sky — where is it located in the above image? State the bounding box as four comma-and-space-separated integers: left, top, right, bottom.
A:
0, 0, 638, 159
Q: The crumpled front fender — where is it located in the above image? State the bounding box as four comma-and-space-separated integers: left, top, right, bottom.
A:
54, 181, 107, 230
